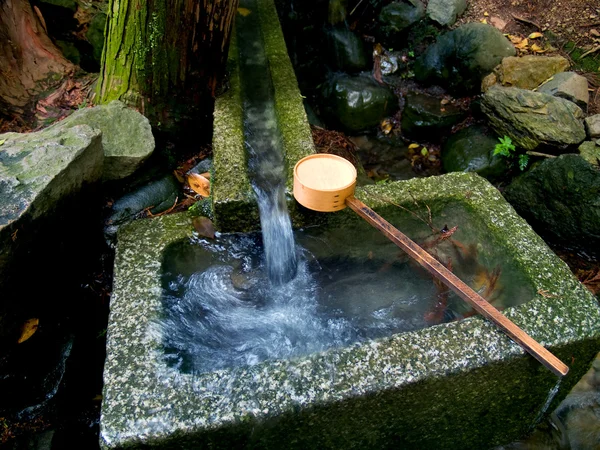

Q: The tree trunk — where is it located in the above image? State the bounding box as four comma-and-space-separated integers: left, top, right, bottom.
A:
0, 0, 74, 126
96, 0, 239, 134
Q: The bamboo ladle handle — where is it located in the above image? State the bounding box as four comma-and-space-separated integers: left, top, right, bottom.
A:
345, 196, 569, 377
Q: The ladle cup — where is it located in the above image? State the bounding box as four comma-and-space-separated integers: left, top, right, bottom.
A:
293, 154, 568, 377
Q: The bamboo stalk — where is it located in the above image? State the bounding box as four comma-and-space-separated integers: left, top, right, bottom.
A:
346, 196, 569, 377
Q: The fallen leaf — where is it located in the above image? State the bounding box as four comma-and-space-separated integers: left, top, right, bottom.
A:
237, 7, 251, 16
18, 318, 39, 343
440, 98, 450, 105
380, 119, 393, 134
0, 139, 5, 146
483, 11, 489, 16
188, 173, 210, 197
514, 38, 529, 50
508, 35, 523, 44
199, 172, 211, 179
531, 43, 545, 53
528, 32, 543, 39
192, 216, 216, 239
408, 143, 420, 149
480, 19, 488, 24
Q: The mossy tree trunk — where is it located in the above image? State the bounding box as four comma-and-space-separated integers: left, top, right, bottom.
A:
0, 0, 75, 125
96, 0, 239, 134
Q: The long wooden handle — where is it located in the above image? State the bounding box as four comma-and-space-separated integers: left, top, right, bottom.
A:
346, 197, 569, 377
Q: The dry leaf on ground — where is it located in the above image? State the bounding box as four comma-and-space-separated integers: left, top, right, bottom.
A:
18, 318, 39, 343
188, 173, 210, 197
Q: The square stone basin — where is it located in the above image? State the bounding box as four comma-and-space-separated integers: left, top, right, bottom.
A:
100, 173, 600, 449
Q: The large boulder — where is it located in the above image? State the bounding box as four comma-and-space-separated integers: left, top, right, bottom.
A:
324, 26, 369, 72
414, 23, 516, 94
441, 125, 507, 181
426, 0, 467, 26
481, 86, 586, 150
378, 0, 425, 42
54, 100, 155, 181
321, 74, 397, 132
484, 56, 570, 91
400, 92, 466, 139
538, 71, 589, 111
0, 124, 103, 340
504, 154, 600, 250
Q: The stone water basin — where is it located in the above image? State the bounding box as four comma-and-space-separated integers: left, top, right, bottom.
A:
100, 173, 600, 449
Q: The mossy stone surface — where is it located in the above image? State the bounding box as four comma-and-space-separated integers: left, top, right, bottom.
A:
53, 101, 155, 181
211, 0, 315, 232
102, 172, 600, 449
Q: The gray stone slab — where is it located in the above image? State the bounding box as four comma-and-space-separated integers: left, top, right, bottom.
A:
101, 172, 600, 449
538, 71, 589, 111
585, 114, 600, 139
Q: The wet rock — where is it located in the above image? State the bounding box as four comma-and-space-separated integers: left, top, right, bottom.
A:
538, 71, 589, 111
321, 74, 397, 132
0, 124, 103, 290
105, 174, 180, 241
491, 55, 570, 91
585, 114, 600, 139
414, 23, 516, 94
504, 154, 600, 250
400, 92, 466, 139
578, 141, 600, 166
324, 26, 368, 72
54, 101, 155, 181
378, 0, 426, 41
426, 0, 467, 26
192, 216, 216, 239
481, 86, 586, 150
442, 125, 507, 181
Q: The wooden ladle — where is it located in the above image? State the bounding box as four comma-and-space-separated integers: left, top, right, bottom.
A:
293, 154, 568, 377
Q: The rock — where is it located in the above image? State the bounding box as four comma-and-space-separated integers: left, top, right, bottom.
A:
414, 23, 516, 94
493, 56, 570, 90
442, 125, 507, 181
54, 101, 154, 181
504, 154, 600, 250
378, 0, 426, 41
578, 141, 600, 166
537, 71, 589, 111
86, 13, 107, 65
56, 40, 80, 65
324, 26, 368, 72
0, 124, 103, 340
481, 86, 586, 150
104, 174, 180, 241
426, 0, 467, 26
321, 74, 397, 132
585, 114, 600, 139
400, 92, 466, 138
39, 0, 76, 10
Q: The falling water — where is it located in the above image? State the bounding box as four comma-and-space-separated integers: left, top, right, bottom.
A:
238, 0, 297, 285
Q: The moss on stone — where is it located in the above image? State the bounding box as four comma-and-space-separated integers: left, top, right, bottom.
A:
102, 172, 600, 449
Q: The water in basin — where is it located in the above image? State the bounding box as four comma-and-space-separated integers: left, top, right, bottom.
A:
159, 202, 536, 374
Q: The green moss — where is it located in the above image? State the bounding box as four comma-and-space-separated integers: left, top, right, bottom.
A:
256, 0, 316, 191
553, 41, 600, 74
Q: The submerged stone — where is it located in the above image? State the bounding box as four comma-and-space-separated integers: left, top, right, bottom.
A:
54, 100, 155, 181
414, 23, 516, 94
504, 154, 600, 250
400, 91, 466, 139
442, 125, 507, 181
321, 73, 398, 132
101, 172, 600, 449
481, 86, 586, 150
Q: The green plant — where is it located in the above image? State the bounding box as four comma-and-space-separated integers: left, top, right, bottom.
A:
494, 136, 529, 171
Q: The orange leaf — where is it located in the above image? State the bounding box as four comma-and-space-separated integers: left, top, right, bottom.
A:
187, 173, 210, 197
531, 43, 546, 53
18, 318, 39, 343
515, 38, 529, 49
528, 32, 543, 39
